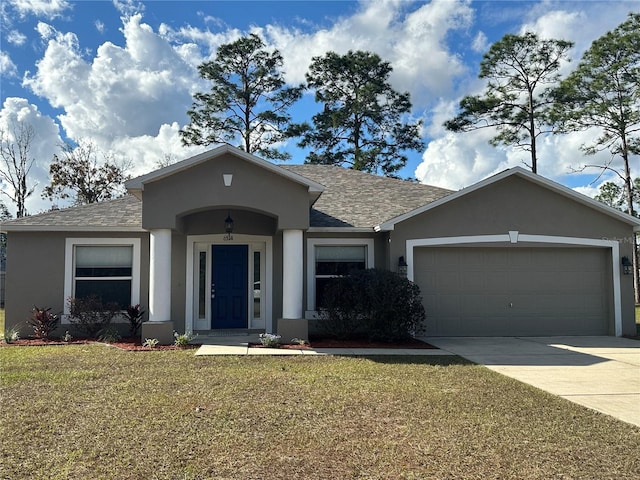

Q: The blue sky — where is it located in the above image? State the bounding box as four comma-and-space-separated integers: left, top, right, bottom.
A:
0, 0, 638, 215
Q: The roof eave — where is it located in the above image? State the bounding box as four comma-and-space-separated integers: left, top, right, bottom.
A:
1, 225, 145, 233
307, 227, 376, 233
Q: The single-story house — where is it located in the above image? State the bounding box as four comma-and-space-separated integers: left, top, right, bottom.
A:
3, 145, 639, 341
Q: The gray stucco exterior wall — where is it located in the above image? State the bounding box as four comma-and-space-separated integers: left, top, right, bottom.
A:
389, 175, 637, 335
5, 231, 150, 337
141, 153, 311, 231
6, 232, 66, 333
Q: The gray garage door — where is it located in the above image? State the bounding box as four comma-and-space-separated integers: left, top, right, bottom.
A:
414, 247, 611, 336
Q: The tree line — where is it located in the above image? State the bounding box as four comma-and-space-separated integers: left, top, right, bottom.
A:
1, 13, 637, 219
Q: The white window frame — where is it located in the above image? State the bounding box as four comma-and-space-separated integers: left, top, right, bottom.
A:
63, 238, 141, 320
306, 238, 374, 317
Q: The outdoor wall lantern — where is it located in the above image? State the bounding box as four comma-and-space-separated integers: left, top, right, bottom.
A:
398, 256, 408, 277
621, 256, 632, 275
224, 211, 234, 241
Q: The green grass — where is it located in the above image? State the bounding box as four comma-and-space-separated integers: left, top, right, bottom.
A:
1, 346, 639, 480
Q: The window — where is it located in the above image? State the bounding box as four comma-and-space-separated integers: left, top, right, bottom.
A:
198, 251, 207, 319
253, 251, 261, 319
74, 245, 132, 308
315, 246, 366, 308
307, 239, 374, 312
65, 238, 141, 314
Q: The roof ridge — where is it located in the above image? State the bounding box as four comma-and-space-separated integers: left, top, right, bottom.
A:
282, 164, 453, 193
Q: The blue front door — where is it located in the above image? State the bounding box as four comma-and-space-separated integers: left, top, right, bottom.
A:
212, 245, 248, 329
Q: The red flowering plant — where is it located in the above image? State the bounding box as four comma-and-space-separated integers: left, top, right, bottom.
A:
28, 306, 59, 340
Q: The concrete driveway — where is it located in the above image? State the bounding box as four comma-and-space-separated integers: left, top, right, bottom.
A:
424, 336, 640, 427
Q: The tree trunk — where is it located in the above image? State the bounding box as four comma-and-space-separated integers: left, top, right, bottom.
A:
528, 91, 537, 174
621, 144, 639, 303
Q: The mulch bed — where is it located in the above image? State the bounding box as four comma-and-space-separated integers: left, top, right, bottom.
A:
0, 338, 198, 351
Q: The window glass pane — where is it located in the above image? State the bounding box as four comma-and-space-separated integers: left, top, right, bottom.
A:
198, 251, 206, 319
75, 279, 131, 309
315, 246, 366, 276
316, 260, 365, 276
316, 246, 365, 262
314, 245, 367, 309
75, 246, 133, 277
253, 251, 261, 319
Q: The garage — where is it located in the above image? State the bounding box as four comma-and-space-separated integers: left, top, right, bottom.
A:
413, 246, 611, 336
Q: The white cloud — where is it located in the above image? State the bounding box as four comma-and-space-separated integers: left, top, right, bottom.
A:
157, 23, 241, 65
112, 0, 144, 18
471, 31, 488, 53
520, 9, 584, 40
106, 122, 205, 174
0, 98, 62, 216
7, 29, 27, 46
6, 0, 70, 19
416, 129, 513, 190
95, 20, 105, 34
264, 0, 475, 102
24, 15, 198, 146
0, 52, 18, 77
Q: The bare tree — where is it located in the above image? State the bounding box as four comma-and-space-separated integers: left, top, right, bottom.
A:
0, 121, 37, 217
42, 140, 131, 206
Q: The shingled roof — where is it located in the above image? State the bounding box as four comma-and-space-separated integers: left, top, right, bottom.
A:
1, 165, 452, 231
1, 195, 143, 231
283, 165, 452, 228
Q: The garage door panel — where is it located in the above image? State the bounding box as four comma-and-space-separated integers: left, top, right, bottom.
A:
415, 247, 610, 336
436, 295, 461, 315
460, 295, 488, 315
461, 271, 487, 290
485, 250, 508, 265
438, 272, 461, 290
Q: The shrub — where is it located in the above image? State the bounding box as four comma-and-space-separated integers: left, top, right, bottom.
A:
321, 269, 425, 342
142, 338, 159, 348
174, 331, 198, 348
28, 306, 59, 339
360, 269, 425, 342
258, 333, 282, 347
319, 274, 367, 339
124, 304, 145, 337
98, 326, 121, 343
67, 295, 119, 339
3, 326, 20, 343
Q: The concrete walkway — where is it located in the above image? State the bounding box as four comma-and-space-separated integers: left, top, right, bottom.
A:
194, 334, 454, 356
425, 336, 640, 427
195, 342, 454, 357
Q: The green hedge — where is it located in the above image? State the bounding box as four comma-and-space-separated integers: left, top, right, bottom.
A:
321, 269, 425, 342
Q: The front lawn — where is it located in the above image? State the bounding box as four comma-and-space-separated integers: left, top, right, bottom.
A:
1, 347, 638, 479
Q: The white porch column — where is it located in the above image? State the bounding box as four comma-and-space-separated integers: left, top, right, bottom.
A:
282, 229, 303, 319
149, 228, 172, 322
